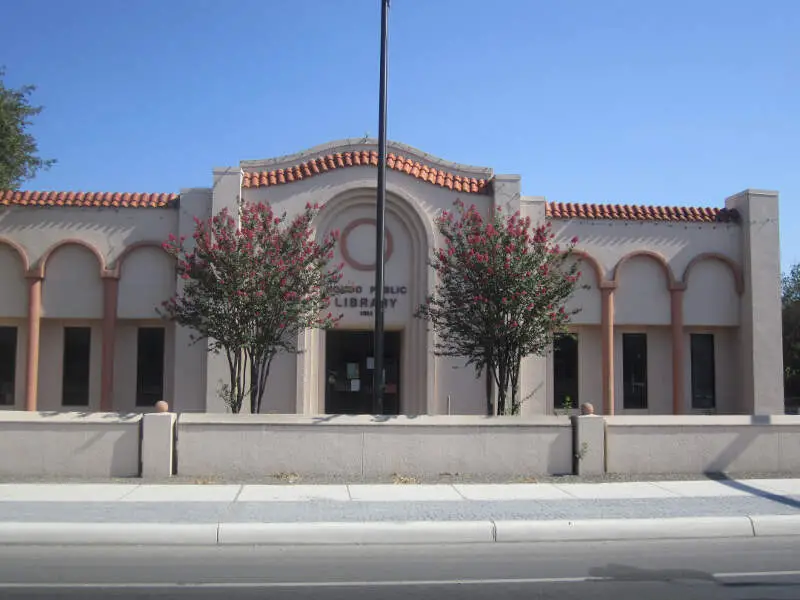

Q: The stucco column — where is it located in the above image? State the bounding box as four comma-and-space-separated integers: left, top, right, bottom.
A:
600, 284, 616, 415
724, 189, 782, 414
101, 275, 120, 412
670, 284, 686, 415
24, 275, 42, 412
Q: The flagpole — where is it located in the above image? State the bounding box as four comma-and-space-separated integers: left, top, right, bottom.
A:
373, 0, 390, 415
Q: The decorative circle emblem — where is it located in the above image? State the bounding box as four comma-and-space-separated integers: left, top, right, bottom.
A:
339, 218, 394, 272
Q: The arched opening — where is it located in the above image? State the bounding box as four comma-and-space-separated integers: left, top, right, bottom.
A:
298, 187, 434, 415
0, 239, 29, 408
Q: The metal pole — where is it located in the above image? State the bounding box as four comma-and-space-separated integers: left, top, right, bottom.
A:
373, 0, 390, 415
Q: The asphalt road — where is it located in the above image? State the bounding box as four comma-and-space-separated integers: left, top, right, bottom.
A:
0, 537, 798, 599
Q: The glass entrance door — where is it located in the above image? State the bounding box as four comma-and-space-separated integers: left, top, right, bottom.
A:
324, 330, 401, 415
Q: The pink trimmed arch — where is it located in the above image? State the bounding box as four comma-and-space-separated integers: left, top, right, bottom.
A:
111, 241, 174, 277
682, 252, 744, 295
571, 249, 607, 286
612, 250, 677, 289
35, 239, 107, 278
0, 237, 31, 273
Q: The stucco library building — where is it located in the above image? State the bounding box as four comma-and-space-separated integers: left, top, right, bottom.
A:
0, 140, 785, 417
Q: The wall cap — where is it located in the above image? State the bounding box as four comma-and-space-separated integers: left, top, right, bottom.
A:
0, 411, 142, 424
604, 415, 799, 427
177, 414, 571, 427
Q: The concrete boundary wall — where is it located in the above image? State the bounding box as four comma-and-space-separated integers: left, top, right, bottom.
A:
0, 412, 142, 477
175, 414, 574, 478
604, 415, 800, 474
2, 412, 799, 479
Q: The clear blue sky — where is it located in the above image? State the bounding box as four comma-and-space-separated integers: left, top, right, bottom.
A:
4, 0, 799, 270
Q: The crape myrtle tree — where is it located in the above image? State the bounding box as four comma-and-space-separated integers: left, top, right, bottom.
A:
160, 201, 343, 414
416, 199, 582, 416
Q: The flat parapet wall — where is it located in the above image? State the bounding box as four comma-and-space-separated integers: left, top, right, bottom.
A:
176, 414, 573, 478
0, 412, 142, 478
605, 415, 800, 474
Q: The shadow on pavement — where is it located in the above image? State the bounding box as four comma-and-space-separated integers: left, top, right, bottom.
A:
589, 563, 800, 593
707, 474, 800, 511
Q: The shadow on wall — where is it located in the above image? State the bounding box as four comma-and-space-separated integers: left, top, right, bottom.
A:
36, 411, 141, 421
0, 209, 177, 266
705, 415, 787, 472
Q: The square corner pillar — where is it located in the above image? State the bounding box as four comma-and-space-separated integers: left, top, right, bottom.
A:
571, 415, 605, 475
725, 189, 784, 414
491, 174, 522, 213
212, 167, 244, 217
168, 188, 215, 414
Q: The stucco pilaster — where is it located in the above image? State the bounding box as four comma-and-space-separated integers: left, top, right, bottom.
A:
600, 284, 616, 415
173, 188, 214, 413
100, 275, 119, 412
24, 274, 42, 411
670, 285, 686, 415
724, 189, 783, 414
204, 169, 246, 413
518, 196, 549, 416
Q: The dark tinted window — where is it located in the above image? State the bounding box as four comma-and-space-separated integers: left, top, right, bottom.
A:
622, 333, 647, 409
553, 334, 579, 409
62, 327, 91, 406
691, 333, 716, 410
136, 327, 165, 407
0, 327, 17, 406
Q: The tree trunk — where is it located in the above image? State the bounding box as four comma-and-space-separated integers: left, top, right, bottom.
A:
510, 357, 521, 415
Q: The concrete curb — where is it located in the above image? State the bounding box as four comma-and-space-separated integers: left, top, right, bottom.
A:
494, 517, 755, 542
750, 514, 800, 537
0, 523, 218, 545
1, 516, 799, 546
218, 521, 495, 545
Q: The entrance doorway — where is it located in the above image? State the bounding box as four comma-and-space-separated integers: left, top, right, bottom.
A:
324, 330, 401, 415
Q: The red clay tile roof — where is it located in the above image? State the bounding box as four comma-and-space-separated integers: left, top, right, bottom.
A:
546, 202, 740, 223
242, 151, 491, 194
0, 191, 179, 208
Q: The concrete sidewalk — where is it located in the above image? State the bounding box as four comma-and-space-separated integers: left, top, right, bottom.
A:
0, 478, 798, 546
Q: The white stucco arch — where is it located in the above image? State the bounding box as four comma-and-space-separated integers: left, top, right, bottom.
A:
296, 184, 438, 415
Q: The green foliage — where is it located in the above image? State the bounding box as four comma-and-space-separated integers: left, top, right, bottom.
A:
0, 67, 55, 189
782, 263, 800, 398
161, 201, 343, 413
416, 199, 583, 416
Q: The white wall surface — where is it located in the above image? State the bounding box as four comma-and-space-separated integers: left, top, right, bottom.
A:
261, 350, 297, 414
437, 357, 486, 415
176, 414, 573, 477
614, 257, 671, 326
564, 258, 602, 325
0, 247, 26, 318
684, 260, 739, 326
42, 246, 104, 319
0, 412, 142, 477
118, 247, 176, 319
605, 415, 800, 474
